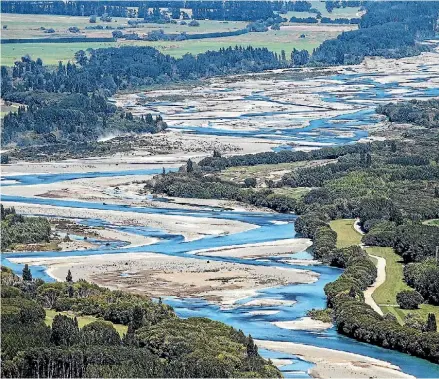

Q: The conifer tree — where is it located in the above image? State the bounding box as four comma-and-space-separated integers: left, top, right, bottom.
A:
66, 269, 73, 283
22, 264, 32, 281
426, 313, 437, 332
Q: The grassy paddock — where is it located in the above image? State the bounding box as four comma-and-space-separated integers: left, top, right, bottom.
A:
329, 218, 361, 248
309, 3, 362, 19
220, 161, 318, 183
272, 186, 312, 199
1, 13, 248, 39
44, 308, 128, 336
1, 13, 351, 65
0, 101, 20, 118
329, 218, 439, 324
368, 247, 439, 324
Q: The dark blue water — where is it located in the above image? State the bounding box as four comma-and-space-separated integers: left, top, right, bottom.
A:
2, 69, 439, 377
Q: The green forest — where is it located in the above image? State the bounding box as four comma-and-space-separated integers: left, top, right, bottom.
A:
1, 266, 280, 378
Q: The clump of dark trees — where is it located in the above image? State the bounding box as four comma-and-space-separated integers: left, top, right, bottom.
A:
312, 1, 439, 65
1, 205, 51, 251
1, 90, 166, 146
1, 265, 280, 378
148, 169, 297, 213
377, 99, 439, 129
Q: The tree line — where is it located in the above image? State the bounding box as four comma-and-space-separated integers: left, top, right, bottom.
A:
1, 1, 313, 20
312, 1, 439, 65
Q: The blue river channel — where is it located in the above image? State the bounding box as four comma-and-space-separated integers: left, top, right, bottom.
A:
2, 68, 439, 377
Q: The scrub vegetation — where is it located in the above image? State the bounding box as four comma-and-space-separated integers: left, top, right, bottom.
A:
1, 205, 51, 251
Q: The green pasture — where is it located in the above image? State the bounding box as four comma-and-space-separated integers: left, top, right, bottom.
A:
1, 11, 350, 65
44, 308, 128, 336
329, 218, 439, 325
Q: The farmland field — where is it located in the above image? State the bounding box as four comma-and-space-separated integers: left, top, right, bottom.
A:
1, 13, 248, 39
284, 3, 361, 20
1, 13, 356, 65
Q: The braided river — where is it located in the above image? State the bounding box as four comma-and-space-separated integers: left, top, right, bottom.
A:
2, 52, 439, 377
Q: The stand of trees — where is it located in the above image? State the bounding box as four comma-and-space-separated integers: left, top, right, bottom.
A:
312, 1, 439, 65
1, 266, 280, 378
1, 46, 286, 146
1, 91, 166, 146
377, 99, 439, 129
198, 144, 369, 171
1, 205, 51, 250
404, 259, 439, 305
147, 171, 297, 213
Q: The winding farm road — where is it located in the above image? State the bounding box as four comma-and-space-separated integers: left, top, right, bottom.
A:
354, 219, 385, 316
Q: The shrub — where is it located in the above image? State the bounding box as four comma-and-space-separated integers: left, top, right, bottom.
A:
396, 290, 424, 309
244, 177, 257, 188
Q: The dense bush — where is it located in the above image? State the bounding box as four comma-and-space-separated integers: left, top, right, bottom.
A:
404, 260, 439, 304
377, 99, 439, 129
396, 290, 424, 309
1, 205, 51, 250
199, 144, 369, 171
312, 2, 439, 65
394, 224, 439, 262
149, 173, 297, 213
332, 296, 439, 362
0, 269, 280, 378
1, 92, 167, 146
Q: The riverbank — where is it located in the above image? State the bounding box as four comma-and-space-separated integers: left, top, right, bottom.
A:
257, 340, 415, 379
2, 130, 282, 169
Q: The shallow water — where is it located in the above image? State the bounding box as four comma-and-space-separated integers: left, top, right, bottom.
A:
2, 66, 439, 377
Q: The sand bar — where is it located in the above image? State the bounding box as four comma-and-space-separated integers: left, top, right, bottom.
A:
257, 340, 414, 379
9, 252, 318, 308
6, 202, 257, 242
